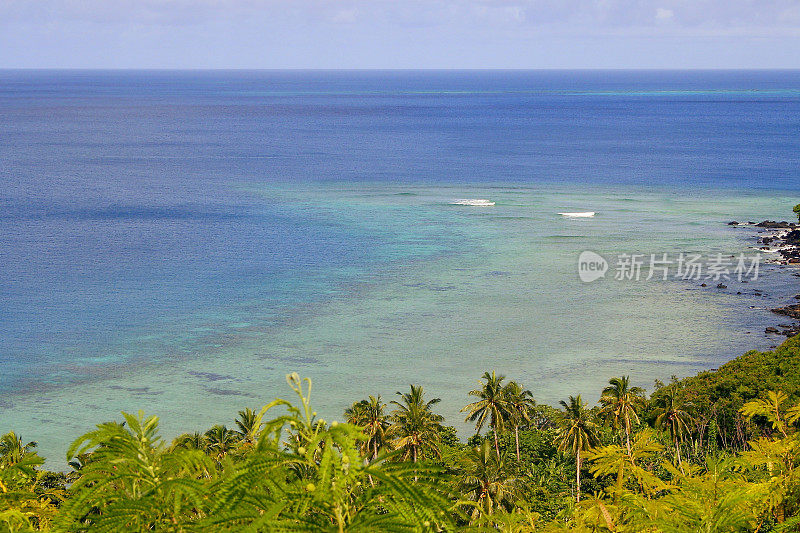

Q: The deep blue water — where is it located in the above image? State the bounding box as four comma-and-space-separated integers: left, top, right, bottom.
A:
1, 70, 800, 394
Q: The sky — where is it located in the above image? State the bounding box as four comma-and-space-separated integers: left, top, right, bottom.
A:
1, 0, 799, 69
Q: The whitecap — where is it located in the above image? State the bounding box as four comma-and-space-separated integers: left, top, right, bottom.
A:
558, 211, 596, 218
451, 199, 495, 206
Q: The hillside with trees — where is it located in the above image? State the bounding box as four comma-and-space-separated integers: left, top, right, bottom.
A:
4, 335, 800, 531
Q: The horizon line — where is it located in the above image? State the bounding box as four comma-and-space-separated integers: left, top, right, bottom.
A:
2, 67, 800, 72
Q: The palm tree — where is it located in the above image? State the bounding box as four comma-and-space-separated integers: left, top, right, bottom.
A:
458, 440, 519, 523
599, 375, 646, 454
0, 431, 37, 467
503, 381, 535, 461
653, 389, 693, 470
555, 395, 600, 502
204, 425, 238, 460
389, 385, 444, 462
345, 395, 390, 461
207, 374, 456, 531
234, 407, 262, 447
172, 431, 206, 451
462, 371, 510, 458
58, 378, 456, 532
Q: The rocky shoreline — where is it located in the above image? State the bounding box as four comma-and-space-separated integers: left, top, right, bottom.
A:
728, 219, 800, 337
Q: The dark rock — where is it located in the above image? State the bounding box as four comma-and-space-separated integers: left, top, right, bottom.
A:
717, 283, 727, 289
737, 291, 742, 294
700, 283, 707, 287
772, 304, 800, 320
785, 230, 800, 245
727, 221, 739, 225
756, 220, 791, 229
766, 327, 781, 334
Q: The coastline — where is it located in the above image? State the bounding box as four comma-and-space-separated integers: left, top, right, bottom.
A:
0, 187, 795, 461
733, 219, 800, 337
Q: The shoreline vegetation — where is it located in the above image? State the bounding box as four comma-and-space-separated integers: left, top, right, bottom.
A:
4, 210, 800, 531
4, 336, 800, 531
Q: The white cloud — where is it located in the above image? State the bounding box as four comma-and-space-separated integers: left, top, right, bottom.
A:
655, 7, 674, 22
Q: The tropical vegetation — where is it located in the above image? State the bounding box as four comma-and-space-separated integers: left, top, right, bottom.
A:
5, 335, 800, 530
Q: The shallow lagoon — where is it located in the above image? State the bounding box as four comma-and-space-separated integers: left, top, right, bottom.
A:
3, 182, 798, 465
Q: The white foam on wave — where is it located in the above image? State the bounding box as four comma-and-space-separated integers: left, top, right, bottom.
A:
451, 199, 495, 206
558, 211, 596, 218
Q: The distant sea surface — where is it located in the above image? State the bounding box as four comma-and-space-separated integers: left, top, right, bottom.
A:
1, 70, 799, 464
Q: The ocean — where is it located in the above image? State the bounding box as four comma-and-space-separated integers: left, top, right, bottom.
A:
1, 70, 799, 465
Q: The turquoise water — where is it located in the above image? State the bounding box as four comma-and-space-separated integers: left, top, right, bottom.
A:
1, 71, 799, 465
4, 183, 798, 465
